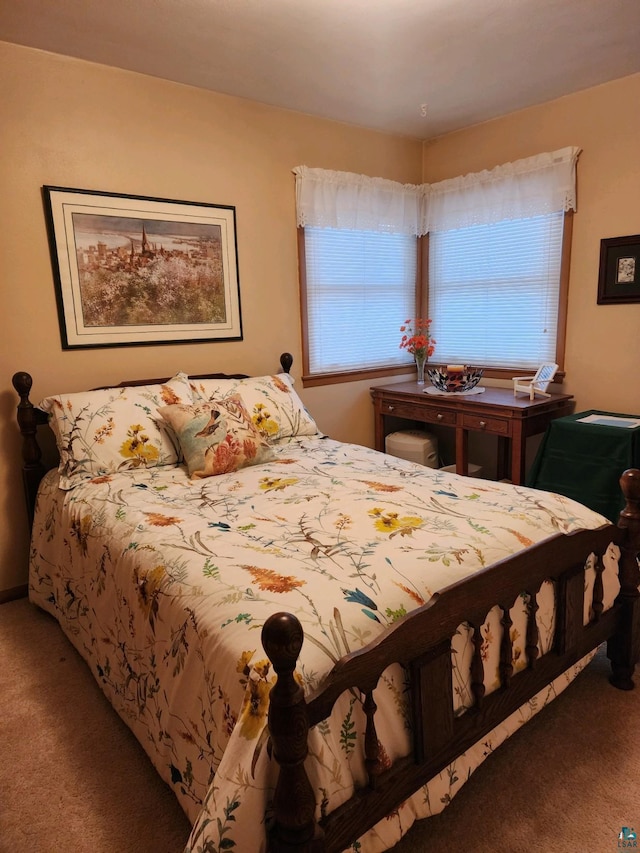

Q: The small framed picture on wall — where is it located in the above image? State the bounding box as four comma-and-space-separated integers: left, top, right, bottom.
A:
597, 233, 640, 304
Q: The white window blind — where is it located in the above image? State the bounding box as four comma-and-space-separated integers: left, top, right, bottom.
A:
304, 226, 417, 373
428, 212, 564, 369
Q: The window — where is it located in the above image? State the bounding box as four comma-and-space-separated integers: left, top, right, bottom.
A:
302, 226, 418, 377
428, 211, 567, 370
293, 165, 425, 384
294, 149, 579, 384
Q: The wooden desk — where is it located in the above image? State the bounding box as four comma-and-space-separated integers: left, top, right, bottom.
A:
370, 382, 574, 485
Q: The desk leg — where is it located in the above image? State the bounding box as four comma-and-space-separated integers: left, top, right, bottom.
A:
456, 428, 469, 476
374, 407, 385, 453
510, 429, 526, 486
497, 437, 510, 481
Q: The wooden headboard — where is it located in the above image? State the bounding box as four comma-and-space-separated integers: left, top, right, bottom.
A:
12, 351, 294, 527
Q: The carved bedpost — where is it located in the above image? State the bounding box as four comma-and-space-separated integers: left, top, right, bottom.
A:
262, 612, 324, 852
608, 468, 640, 690
280, 352, 294, 375
12, 371, 46, 527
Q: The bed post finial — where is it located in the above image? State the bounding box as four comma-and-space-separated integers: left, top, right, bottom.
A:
262, 612, 324, 852
609, 468, 640, 690
279, 352, 293, 374
12, 371, 46, 527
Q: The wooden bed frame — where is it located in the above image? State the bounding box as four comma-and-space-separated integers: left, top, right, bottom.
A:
13, 356, 640, 853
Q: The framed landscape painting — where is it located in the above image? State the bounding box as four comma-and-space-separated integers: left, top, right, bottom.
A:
43, 186, 242, 348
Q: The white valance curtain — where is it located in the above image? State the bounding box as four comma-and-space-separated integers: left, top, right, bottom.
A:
293, 146, 581, 234
424, 146, 580, 231
292, 166, 424, 235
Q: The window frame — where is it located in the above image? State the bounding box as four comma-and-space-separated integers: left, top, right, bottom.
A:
427, 210, 572, 384
298, 228, 428, 387
298, 212, 572, 387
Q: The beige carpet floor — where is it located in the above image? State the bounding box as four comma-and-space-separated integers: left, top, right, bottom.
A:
1, 597, 639, 853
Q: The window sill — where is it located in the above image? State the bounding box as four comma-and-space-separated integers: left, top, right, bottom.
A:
302, 364, 565, 388
302, 365, 413, 388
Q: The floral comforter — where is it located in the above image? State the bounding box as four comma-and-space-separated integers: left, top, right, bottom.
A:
28, 436, 618, 852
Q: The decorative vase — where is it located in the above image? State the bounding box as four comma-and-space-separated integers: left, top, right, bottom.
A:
415, 353, 426, 385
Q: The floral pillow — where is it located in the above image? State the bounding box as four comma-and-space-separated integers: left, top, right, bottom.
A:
157, 394, 275, 478
189, 373, 318, 442
39, 373, 193, 489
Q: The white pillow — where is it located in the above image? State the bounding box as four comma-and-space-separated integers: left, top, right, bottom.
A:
39, 372, 194, 489
189, 373, 318, 441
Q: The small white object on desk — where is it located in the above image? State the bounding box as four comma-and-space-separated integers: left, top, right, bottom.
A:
513, 363, 558, 400
577, 414, 640, 428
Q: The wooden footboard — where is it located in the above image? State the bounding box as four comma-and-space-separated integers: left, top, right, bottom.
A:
262, 469, 640, 853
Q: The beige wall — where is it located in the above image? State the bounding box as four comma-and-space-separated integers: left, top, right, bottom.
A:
3, 42, 640, 596
422, 73, 640, 417
0, 41, 422, 594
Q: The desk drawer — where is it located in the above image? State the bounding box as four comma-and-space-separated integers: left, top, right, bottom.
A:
381, 399, 457, 426
462, 413, 510, 435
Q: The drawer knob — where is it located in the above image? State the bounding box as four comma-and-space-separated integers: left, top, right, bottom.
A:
387, 405, 394, 412
437, 413, 443, 420
479, 420, 487, 429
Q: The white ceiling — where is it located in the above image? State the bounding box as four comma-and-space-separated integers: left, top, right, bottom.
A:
2, 0, 640, 140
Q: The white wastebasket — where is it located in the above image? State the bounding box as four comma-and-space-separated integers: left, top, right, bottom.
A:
385, 430, 439, 468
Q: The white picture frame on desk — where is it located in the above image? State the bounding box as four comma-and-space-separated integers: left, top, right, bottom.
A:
513, 363, 558, 400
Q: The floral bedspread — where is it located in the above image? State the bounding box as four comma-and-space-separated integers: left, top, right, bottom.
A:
28, 436, 618, 853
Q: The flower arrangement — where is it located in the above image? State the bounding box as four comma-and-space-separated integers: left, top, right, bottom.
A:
399, 318, 435, 360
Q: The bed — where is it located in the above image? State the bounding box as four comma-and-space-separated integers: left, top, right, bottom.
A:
12, 355, 640, 853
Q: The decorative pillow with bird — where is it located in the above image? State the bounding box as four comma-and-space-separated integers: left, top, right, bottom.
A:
157, 394, 276, 478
